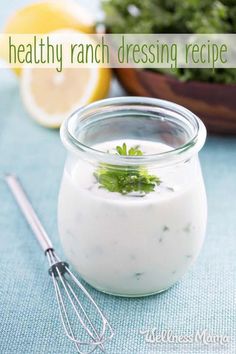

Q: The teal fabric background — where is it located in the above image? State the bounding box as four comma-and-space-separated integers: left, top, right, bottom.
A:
0, 1, 236, 353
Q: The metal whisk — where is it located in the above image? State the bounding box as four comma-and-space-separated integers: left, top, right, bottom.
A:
5, 175, 114, 354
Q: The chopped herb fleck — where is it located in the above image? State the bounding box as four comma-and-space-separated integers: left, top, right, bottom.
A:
186, 254, 193, 259
166, 186, 175, 192
183, 223, 191, 233
134, 272, 144, 280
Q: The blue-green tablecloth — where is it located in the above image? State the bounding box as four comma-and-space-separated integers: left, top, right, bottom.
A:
0, 2, 236, 352
1, 67, 236, 354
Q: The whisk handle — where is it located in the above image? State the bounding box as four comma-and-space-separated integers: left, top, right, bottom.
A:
5, 174, 53, 253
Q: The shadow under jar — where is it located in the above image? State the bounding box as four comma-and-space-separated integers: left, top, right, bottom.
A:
58, 97, 207, 297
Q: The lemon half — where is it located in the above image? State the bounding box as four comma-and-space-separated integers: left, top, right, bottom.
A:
20, 30, 111, 128
2, 0, 95, 75
3, 0, 95, 34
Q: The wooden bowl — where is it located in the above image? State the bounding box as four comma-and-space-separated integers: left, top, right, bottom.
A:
114, 68, 236, 134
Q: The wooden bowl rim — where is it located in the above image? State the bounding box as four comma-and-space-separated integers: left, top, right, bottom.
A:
115, 67, 236, 89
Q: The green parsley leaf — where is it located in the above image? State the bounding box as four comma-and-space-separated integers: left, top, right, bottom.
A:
94, 143, 161, 195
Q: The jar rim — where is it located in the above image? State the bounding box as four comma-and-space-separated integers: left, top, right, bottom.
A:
60, 96, 207, 166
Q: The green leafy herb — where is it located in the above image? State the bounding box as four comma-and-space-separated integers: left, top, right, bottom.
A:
101, 0, 236, 84
116, 143, 143, 156
94, 143, 161, 195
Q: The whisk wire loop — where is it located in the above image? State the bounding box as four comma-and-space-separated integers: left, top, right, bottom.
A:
6, 175, 114, 354
46, 249, 113, 353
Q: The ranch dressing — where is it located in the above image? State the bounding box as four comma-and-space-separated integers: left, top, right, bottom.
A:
58, 139, 207, 296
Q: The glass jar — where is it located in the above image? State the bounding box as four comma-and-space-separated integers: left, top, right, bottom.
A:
59, 97, 207, 297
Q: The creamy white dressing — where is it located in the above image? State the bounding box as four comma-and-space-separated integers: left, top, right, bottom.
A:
58, 139, 207, 296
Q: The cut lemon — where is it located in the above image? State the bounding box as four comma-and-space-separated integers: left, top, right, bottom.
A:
3, 0, 95, 35
2, 0, 95, 75
20, 30, 111, 128
21, 67, 110, 128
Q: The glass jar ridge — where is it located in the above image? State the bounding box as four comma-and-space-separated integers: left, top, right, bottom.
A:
60, 97, 207, 168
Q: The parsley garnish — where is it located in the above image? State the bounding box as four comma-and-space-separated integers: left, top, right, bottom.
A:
94, 143, 161, 195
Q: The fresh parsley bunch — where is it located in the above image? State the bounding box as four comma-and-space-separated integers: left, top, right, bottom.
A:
94, 143, 161, 195
101, 0, 236, 84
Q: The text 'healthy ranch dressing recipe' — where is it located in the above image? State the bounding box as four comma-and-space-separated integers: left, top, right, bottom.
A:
58, 97, 207, 297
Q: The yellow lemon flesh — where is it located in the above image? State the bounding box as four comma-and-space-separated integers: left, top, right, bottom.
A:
20, 31, 111, 128
21, 67, 110, 128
